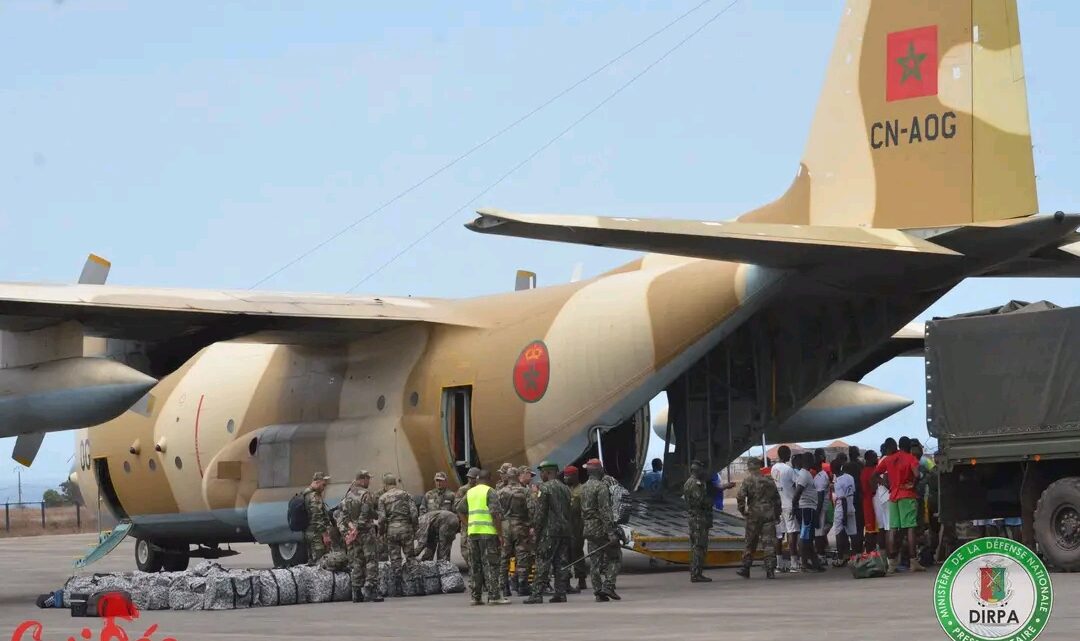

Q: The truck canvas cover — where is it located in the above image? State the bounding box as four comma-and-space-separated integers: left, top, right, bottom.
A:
927, 300, 1080, 461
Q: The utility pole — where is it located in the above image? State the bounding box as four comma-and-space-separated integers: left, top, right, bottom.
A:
13, 466, 22, 504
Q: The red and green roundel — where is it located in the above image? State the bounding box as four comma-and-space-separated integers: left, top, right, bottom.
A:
513, 340, 550, 403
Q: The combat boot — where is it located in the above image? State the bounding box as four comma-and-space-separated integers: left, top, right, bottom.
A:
736, 562, 751, 578
516, 573, 531, 596
548, 594, 567, 603
352, 588, 365, 603
523, 594, 544, 605
576, 576, 588, 591
604, 588, 621, 601
690, 574, 713, 583
594, 591, 610, 602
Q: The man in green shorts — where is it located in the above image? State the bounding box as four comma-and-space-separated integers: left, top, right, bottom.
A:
872, 437, 925, 573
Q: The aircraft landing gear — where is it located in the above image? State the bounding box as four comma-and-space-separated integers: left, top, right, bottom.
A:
270, 541, 308, 568
135, 537, 163, 572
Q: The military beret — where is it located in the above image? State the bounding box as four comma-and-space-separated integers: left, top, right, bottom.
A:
563, 465, 579, 476
584, 458, 603, 470
434, 471, 448, 481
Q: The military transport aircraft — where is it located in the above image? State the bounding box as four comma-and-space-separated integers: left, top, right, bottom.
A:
4, 0, 1077, 570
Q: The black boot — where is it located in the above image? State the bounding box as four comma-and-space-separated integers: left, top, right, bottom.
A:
516, 573, 531, 596
352, 588, 365, 603
605, 588, 621, 601
736, 560, 751, 578
595, 591, 610, 602
576, 576, 588, 591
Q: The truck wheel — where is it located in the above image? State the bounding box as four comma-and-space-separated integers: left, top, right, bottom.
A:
135, 537, 164, 573
270, 541, 308, 568
162, 548, 190, 572
1034, 477, 1080, 571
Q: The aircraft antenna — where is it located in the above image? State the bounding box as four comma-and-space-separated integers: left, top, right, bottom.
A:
249, 0, 721, 289
347, 0, 742, 292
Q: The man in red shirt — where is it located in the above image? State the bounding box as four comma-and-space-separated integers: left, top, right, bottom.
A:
872, 437, 925, 572
860, 450, 880, 553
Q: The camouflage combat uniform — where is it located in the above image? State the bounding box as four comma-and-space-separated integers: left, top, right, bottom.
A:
378, 486, 419, 595
568, 483, 588, 585
736, 472, 781, 576
602, 475, 624, 586
528, 477, 572, 600
420, 487, 456, 515
497, 475, 534, 594
454, 481, 476, 566
456, 483, 504, 603
302, 487, 331, 564
683, 475, 712, 579
417, 509, 460, 561
337, 484, 381, 598
581, 477, 619, 597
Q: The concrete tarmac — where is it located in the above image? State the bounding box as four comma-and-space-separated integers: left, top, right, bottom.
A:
1, 534, 1077, 640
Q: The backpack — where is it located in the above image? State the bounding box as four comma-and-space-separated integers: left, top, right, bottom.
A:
287, 492, 310, 532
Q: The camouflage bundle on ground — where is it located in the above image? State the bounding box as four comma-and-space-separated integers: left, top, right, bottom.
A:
62, 559, 465, 611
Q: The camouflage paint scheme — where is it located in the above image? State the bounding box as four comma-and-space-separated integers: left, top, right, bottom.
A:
15, 0, 1078, 557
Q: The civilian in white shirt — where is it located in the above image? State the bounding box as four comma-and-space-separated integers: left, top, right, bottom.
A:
770, 445, 797, 572
831, 461, 859, 566
812, 448, 831, 557
790, 453, 825, 572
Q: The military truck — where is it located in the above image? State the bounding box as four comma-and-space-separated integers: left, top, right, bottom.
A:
927, 301, 1080, 571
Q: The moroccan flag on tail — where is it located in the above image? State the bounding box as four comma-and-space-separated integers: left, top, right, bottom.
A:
886, 25, 938, 102
980, 566, 1007, 603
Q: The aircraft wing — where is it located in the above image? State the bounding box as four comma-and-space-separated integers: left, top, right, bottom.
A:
0, 282, 476, 377
467, 208, 961, 268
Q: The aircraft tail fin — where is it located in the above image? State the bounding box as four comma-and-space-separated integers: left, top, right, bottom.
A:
741, 0, 1037, 229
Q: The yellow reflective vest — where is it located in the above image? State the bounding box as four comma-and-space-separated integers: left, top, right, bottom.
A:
466, 484, 498, 536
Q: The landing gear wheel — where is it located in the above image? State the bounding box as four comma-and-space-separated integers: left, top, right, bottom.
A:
162, 548, 190, 572
1034, 477, 1080, 571
270, 541, 308, 568
135, 537, 164, 573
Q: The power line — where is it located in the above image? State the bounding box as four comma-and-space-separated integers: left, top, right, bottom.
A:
248, 0, 716, 290
346, 0, 742, 292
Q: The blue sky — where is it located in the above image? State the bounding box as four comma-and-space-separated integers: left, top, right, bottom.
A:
1, 1, 1078, 498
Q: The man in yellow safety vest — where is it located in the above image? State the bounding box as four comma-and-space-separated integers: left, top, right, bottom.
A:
456, 468, 509, 606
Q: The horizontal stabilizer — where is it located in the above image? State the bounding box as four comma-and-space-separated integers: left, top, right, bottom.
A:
468, 208, 961, 268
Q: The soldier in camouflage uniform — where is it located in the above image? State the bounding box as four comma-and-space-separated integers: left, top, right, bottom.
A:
496, 462, 513, 490
456, 468, 509, 605
303, 472, 332, 564
417, 509, 460, 561
454, 467, 480, 567
683, 460, 714, 582
377, 473, 419, 597
736, 457, 782, 579
421, 471, 456, 514
336, 470, 384, 602
524, 461, 572, 604
602, 474, 626, 591
581, 459, 621, 601
563, 465, 588, 593
497, 466, 534, 596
